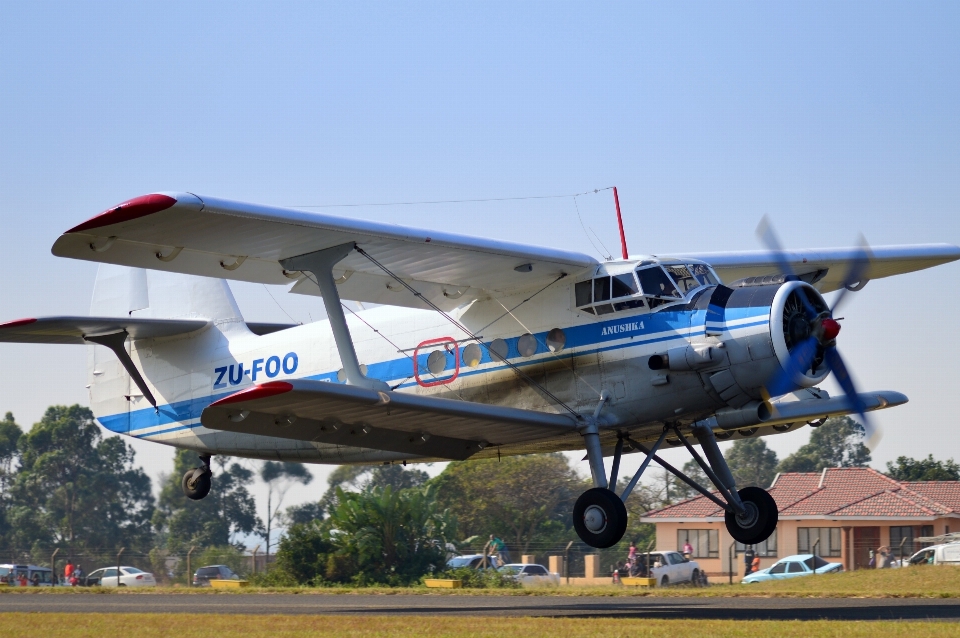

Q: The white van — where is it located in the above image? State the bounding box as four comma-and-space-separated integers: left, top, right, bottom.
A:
0, 564, 55, 586
907, 543, 960, 566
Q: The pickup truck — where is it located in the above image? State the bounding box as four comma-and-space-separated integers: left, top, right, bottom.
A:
635, 551, 706, 587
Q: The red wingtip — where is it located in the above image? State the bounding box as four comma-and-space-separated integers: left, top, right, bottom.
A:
66, 194, 178, 233
210, 381, 294, 406
0, 318, 37, 329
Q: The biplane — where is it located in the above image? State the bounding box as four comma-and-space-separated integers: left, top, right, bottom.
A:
2, 191, 957, 548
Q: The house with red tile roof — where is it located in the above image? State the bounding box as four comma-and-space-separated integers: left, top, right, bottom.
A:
640, 467, 960, 580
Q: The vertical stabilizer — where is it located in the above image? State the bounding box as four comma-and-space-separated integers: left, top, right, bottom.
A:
90, 264, 247, 332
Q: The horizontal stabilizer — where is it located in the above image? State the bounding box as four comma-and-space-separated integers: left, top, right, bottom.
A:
201, 380, 577, 461
0, 316, 209, 344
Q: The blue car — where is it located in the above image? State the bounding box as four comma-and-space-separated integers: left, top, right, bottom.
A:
742, 554, 842, 583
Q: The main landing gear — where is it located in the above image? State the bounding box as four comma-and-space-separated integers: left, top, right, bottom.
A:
182, 454, 212, 500
575, 412, 778, 548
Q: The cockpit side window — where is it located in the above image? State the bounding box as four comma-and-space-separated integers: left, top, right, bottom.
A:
688, 263, 719, 286
575, 281, 592, 307
636, 266, 681, 299
611, 273, 639, 298
664, 265, 699, 293
594, 277, 611, 302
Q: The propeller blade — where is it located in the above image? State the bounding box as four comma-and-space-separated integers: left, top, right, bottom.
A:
829, 236, 874, 315
822, 346, 882, 450
764, 335, 820, 399
756, 216, 819, 320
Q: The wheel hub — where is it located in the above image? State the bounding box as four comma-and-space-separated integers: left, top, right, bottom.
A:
583, 504, 608, 533
735, 501, 759, 529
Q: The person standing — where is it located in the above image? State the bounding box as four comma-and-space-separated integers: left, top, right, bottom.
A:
64, 561, 74, 583
683, 540, 694, 557
743, 546, 756, 577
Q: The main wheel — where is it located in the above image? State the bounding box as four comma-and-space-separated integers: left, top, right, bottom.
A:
572, 487, 628, 549
182, 468, 212, 500
724, 486, 778, 545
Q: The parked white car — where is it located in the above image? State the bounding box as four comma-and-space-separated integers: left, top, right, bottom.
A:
907, 543, 960, 566
636, 551, 706, 587
84, 566, 156, 587
446, 554, 502, 570
498, 563, 561, 586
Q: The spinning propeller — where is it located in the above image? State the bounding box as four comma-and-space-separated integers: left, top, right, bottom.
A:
757, 217, 881, 450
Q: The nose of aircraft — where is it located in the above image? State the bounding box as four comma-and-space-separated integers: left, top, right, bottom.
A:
820, 317, 841, 342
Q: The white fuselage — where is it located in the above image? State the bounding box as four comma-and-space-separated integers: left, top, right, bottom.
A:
89, 259, 786, 465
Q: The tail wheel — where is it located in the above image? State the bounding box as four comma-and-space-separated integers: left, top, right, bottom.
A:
182, 468, 212, 500
572, 487, 628, 549
724, 486, 778, 545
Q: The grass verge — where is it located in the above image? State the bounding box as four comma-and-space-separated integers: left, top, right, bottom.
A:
0, 614, 958, 638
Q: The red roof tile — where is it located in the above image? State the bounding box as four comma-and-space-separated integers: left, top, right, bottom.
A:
642, 467, 960, 520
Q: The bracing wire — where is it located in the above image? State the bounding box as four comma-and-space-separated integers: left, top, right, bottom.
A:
288, 187, 614, 209
353, 245, 582, 421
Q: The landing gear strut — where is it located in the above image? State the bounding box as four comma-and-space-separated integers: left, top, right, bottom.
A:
574, 412, 778, 549
182, 454, 212, 500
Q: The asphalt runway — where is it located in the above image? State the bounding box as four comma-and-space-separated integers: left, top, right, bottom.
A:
2, 594, 960, 621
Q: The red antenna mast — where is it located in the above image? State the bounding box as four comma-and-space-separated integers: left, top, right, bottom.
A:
613, 187, 628, 259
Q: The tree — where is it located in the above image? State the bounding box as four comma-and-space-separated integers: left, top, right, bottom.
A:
283, 501, 324, 526
327, 484, 455, 585
5, 405, 154, 552
725, 438, 779, 488
317, 464, 429, 516
0, 412, 23, 546
776, 416, 871, 473
0, 412, 21, 495
886, 455, 960, 481
430, 454, 582, 553
153, 449, 262, 553
260, 461, 313, 556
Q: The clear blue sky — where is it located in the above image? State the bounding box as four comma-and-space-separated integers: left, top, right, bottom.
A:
1, 2, 959, 527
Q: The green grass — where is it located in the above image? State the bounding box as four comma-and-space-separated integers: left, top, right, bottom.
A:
3, 566, 960, 598
0, 614, 958, 638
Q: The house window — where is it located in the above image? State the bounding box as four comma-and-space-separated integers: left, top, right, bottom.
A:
890, 526, 932, 554
677, 529, 719, 558
798, 527, 842, 557
735, 528, 777, 557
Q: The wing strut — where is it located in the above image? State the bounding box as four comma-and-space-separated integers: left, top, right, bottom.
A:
83, 331, 158, 410
280, 244, 389, 392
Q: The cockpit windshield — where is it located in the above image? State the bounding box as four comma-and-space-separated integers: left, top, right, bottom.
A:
575, 260, 720, 316
636, 266, 681, 299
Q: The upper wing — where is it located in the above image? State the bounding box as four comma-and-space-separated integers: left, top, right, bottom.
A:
52, 193, 598, 310
666, 245, 960, 293
201, 380, 577, 461
0, 316, 209, 344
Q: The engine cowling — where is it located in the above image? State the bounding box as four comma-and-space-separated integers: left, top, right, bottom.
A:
700, 280, 832, 405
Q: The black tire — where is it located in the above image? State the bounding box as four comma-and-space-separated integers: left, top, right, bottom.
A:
691, 569, 703, 587
572, 487, 628, 549
182, 468, 212, 500
660, 576, 669, 588
724, 486, 778, 545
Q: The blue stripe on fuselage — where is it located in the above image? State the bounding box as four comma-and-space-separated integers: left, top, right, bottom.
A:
98, 306, 769, 438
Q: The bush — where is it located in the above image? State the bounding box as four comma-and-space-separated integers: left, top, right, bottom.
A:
271, 520, 335, 585
428, 567, 520, 589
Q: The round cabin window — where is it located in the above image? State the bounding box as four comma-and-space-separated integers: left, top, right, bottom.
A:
545, 328, 566, 353
462, 343, 482, 367
517, 333, 538, 357
489, 338, 509, 361
426, 350, 446, 375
